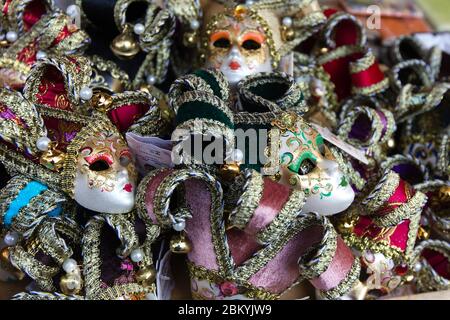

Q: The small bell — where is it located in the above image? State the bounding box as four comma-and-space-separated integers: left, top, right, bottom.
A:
170, 233, 192, 254
110, 24, 140, 59
39, 142, 66, 171
438, 185, 450, 203
281, 26, 295, 42
135, 265, 157, 287
219, 163, 241, 181
91, 91, 113, 112
59, 273, 83, 295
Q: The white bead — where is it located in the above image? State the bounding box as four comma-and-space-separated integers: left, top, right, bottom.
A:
231, 148, 244, 162
282, 17, 293, 28
79, 86, 93, 101
36, 136, 51, 151
414, 262, 422, 272
130, 248, 144, 263
173, 221, 185, 232
62, 258, 78, 273
36, 51, 47, 60
146, 75, 156, 85
134, 23, 145, 35
246, 0, 254, 5
66, 4, 79, 17
6, 31, 18, 43
4, 231, 19, 246
145, 292, 157, 300
190, 20, 200, 30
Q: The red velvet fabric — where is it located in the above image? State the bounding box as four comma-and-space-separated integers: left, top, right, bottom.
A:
377, 180, 415, 216
422, 249, 450, 280
23, 0, 46, 31
351, 62, 386, 89
17, 40, 38, 65
43, 116, 83, 152
108, 104, 150, 133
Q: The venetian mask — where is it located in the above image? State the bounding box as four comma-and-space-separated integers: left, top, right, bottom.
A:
74, 132, 137, 214
272, 113, 355, 216
204, 12, 272, 85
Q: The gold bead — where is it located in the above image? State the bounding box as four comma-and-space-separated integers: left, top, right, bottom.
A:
183, 32, 197, 47
90, 91, 113, 112
60, 274, 83, 295
170, 233, 192, 254
110, 24, 140, 60
320, 47, 329, 54
135, 265, 157, 287
234, 5, 248, 20
0, 40, 9, 48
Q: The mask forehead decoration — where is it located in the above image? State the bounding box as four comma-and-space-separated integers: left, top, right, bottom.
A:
203, 5, 279, 85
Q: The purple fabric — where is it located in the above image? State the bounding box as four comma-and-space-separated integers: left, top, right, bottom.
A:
349, 112, 371, 142
375, 109, 388, 138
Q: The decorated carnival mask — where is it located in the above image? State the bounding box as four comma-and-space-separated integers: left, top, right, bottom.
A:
271, 112, 355, 216
204, 6, 274, 85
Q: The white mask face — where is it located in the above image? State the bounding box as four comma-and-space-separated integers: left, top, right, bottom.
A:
275, 117, 355, 216
74, 133, 137, 214
205, 15, 273, 85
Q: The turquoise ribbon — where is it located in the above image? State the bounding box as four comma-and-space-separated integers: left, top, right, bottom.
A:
3, 181, 55, 227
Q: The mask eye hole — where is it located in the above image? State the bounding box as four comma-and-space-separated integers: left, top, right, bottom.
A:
299, 159, 315, 175
89, 160, 110, 171
242, 39, 261, 50
213, 37, 231, 48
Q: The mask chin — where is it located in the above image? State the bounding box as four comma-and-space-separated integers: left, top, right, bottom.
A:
74, 172, 136, 214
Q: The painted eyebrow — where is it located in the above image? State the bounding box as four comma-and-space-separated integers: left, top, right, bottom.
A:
210, 30, 231, 43
241, 31, 265, 44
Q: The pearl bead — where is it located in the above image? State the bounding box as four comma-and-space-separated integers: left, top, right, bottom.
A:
231, 149, 244, 163
134, 23, 145, 35
36, 51, 47, 60
173, 220, 185, 232
282, 17, 293, 28
190, 20, 200, 30
130, 248, 144, 263
145, 292, 157, 300
79, 86, 93, 101
146, 75, 156, 85
36, 136, 51, 151
4, 231, 19, 246
66, 5, 79, 17
6, 31, 18, 43
62, 258, 78, 273
414, 262, 422, 272
246, 0, 254, 5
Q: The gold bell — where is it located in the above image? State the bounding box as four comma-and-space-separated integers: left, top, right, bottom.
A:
91, 91, 113, 112
417, 226, 430, 240
110, 24, 140, 59
0, 39, 9, 48
59, 274, 83, 295
219, 163, 241, 181
438, 185, 450, 203
170, 233, 192, 254
135, 265, 157, 287
39, 142, 66, 172
281, 26, 295, 42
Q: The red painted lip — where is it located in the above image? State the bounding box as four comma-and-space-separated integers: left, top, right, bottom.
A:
229, 61, 241, 70
123, 184, 133, 192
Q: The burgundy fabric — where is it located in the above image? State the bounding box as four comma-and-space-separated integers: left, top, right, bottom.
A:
36, 66, 73, 110
108, 103, 150, 133
23, 0, 46, 31
422, 249, 450, 280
